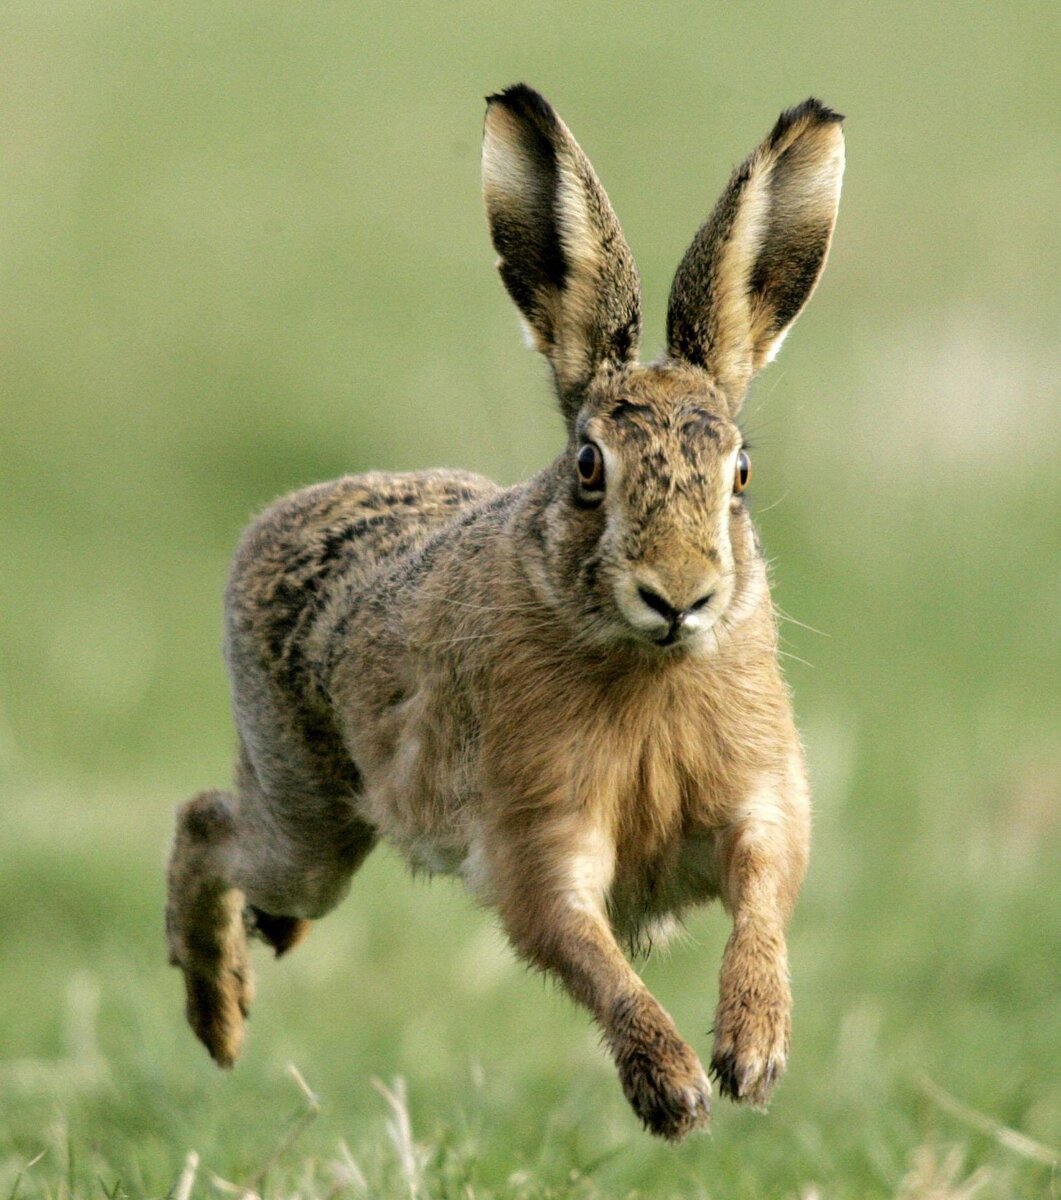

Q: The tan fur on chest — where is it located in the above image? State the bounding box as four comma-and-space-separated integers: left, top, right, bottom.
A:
478, 627, 794, 920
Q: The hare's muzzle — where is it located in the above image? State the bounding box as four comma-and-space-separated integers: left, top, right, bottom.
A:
614, 570, 726, 650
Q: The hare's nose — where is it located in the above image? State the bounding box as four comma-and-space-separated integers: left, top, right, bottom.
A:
637, 585, 715, 625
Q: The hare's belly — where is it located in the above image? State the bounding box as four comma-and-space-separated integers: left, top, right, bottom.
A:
606, 828, 724, 940
401, 831, 489, 887
358, 727, 490, 887
360, 755, 491, 892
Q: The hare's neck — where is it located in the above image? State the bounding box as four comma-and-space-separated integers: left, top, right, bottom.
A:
499, 468, 591, 626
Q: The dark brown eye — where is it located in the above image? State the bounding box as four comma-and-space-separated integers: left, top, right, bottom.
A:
576, 443, 605, 490
734, 449, 751, 494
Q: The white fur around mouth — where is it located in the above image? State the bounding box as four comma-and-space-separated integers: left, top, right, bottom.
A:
612, 587, 727, 653
623, 609, 723, 654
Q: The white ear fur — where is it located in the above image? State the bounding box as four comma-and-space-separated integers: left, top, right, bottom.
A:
517, 313, 538, 350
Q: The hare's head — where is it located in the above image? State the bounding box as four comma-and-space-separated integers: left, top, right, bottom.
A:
483, 86, 844, 654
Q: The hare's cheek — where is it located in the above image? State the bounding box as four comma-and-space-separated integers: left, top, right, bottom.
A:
723, 550, 769, 630
725, 504, 757, 563
732, 508, 760, 564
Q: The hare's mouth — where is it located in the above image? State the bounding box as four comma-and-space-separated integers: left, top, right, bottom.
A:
652, 621, 697, 649
654, 619, 721, 655
611, 579, 728, 654
610, 606, 724, 657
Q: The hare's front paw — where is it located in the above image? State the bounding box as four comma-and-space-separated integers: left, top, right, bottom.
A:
611, 995, 711, 1140
710, 974, 790, 1108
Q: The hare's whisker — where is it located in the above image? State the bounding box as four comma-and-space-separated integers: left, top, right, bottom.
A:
752, 491, 789, 516
773, 605, 830, 638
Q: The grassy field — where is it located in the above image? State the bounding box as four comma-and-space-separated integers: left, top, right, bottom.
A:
1, 3, 1058, 1197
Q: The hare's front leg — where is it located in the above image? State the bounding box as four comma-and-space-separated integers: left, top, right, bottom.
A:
710, 788, 809, 1108
489, 825, 710, 1141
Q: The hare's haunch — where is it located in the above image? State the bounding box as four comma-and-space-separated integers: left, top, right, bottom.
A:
166, 85, 844, 1140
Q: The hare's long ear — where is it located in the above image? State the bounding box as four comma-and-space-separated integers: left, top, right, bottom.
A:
483, 85, 641, 424
666, 99, 844, 411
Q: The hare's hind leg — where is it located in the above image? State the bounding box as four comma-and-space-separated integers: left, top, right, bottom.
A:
234, 788, 377, 958
167, 760, 376, 1066
166, 788, 251, 1067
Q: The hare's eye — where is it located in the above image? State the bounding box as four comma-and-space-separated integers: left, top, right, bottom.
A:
733, 449, 751, 494
576, 443, 605, 491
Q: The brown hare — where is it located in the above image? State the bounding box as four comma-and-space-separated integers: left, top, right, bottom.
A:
166, 84, 844, 1141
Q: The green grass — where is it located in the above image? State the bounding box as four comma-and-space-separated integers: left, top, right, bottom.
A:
0, 3, 1058, 1197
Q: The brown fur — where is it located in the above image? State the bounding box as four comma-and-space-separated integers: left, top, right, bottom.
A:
166, 85, 843, 1139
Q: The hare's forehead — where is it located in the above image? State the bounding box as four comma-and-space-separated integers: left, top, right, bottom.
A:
579, 396, 741, 480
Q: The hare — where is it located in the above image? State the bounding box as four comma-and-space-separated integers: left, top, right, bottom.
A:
166, 84, 844, 1141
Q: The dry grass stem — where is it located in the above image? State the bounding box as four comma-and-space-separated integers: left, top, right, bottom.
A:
371, 1077, 423, 1200
895, 1143, 993, 1200
918, 1076, 1059, 1169
208, 1172, 260, 1200
173, 1151, 199, 1200
243, 1064, 321, 1194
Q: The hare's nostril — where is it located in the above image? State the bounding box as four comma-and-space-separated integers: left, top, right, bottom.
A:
688, 591, 714, 612
637, 586, 678, 622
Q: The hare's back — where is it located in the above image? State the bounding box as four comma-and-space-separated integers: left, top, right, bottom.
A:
226, 470, 498, 696
228, 469, 499, 615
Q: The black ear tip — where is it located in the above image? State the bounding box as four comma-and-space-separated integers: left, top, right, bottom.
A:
769, 98, 845, 146
809, 97, 845, 124
485, 83, 556, 124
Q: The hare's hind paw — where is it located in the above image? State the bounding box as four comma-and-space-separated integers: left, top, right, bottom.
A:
179, 891, 255, 1067
167, 790, 253, 1065
182, 965, 252, 1067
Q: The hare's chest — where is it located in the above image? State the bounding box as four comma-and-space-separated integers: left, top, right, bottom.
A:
607, 824, 719, 932
603, 721, 755, 925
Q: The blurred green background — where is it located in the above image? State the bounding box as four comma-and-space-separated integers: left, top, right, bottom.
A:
1, 4, 1057, 1198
